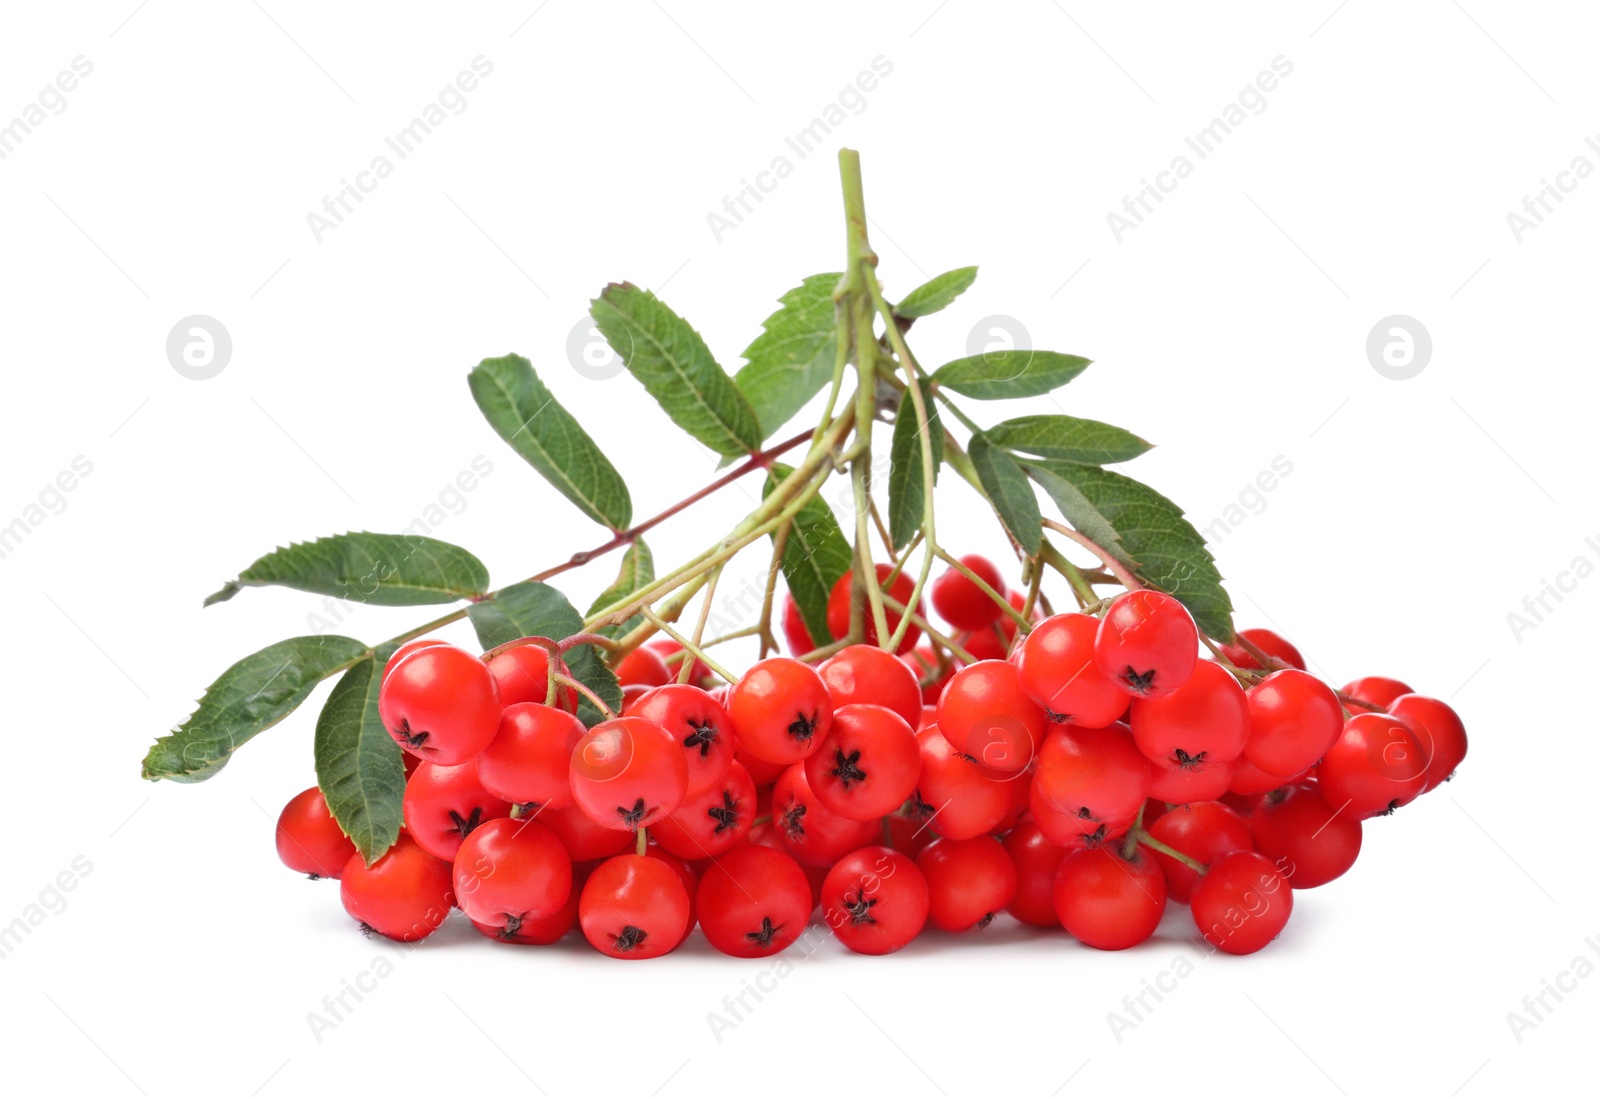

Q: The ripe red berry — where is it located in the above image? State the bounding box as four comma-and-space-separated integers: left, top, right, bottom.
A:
645, 637, 711, 686
1144, 801, 1253, 904
476, 702, 586, 811
696, 845, 813, 957
909, 724, 1017, 840
1387, 694, 1467, 792
780, 594, 818, 657
538, 804, 633, 861
1052, 845, 1167, 950
917, 837, 1018, 932
825, 563, 924, 654
578, 853, 690, 960
1318, 712, 1429, 819
483, 640, 576, 712
1250, 785, 1362, 889
900, 645, 952, 706
275, 787, 357, 879
1341, 676, 1414, 710
1190, 850, 1293, 955
822, 846, 930, 955
1094, 590, 1199, 700
650, 760, 757, 859
727, 657, 834, 765
819, 644, 924, 729
471, 886, 577, 945
1147, 759, 1236, 804
931, 554, 1008, 631
403, 761, 512, 862
451, 817, 572, 933
641, 844, 699, 948
1013, 613, 1129, 728
1032, 724, 1152, 838
804, 703, 921, 821
1130, 660, 1249, 777
339, 834, 454, 942
627, 683, 738, 800
379, 643, 502, 765
1244, 669, 1343, 778
1228, 755, 1299, 797
614, 645, 671, 689
1218, 627, 1305, 671
935, 659, 1047, 774
771, 763, 879, 866
1003, 821, 1069, 928
569, 717, 689, 832
382, 638, 448, 679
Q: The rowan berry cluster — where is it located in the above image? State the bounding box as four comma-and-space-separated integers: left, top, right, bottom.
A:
275, 557, 1467, 958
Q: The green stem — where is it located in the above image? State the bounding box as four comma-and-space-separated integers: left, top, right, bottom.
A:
1134, 829, 1207, 875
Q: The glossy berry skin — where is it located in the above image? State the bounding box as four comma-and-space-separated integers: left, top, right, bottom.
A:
1218, 627, 1305, 671
1003, 822, 1069, 927
483, 640, 576, 712
1052, 845, 1167, 951
1145, 801, 1253, 904
627, 684, 738, 801
382, 638, 448, 679
822, 846, 930, 955
696, 845, 812, 957
1318, 713, 1429, 819
1094, 590, 1199, 700
645, 638, 711, 687
901, 646, 952, 706
781, 594, 818, 657
339, 834, 455, 942
471, 886, 577, 945
1013, 613, 1129, 728
735, 746, 787, 786
1190, 850, 1294, 955
276, 787, 357, 879
1341, 676, 1414, 710
910, 725, 1016, 840
569, 717, 689, 832
1130, 660, 1249, 774
651, 760, 757, 859
1147, 759, 1236, 804
804, 703, 921, 821
1244, 670, 1344, 778
403, 761, 512, 862
538, 805, 632, 861
1388, 694, 1467, 792
615, 646, 672, 689
641, 845, 699, 947
826, 564, 923, 654
772, 764, 880, 867
727, 658, 834, 765
1250, 785, 1362, 889
931, 554, 1008, 631
578, 854, 691, 960
1032, 724, 1151, 837
1229, 755, 1300, 797
936, 660, 1047, 774
917, 837, 1018, 932
819, 645, 924, 730
451, 817, 572, 933
379, 643, 502, 765
476, 702, 586, 810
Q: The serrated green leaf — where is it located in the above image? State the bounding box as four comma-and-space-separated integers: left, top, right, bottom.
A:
1021, 462, 1132, 567
591, 283, 762, 458
204, 533, 489, 608
468, 581, 621, 725
894, 266, 977, 319
734, 273, 842, 440
142, 635, 370, 782
968, 434, 1043, 555
934, 350, 1091, 400
585, 539, 655, 641
314, 643, 405, 864
1027, 461, 1234, 639
764, 464, 851, 643
887, 379, 943, 551
987, 414, 1152, 465
468, 354, 632, 531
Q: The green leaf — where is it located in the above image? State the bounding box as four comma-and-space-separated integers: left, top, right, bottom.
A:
204, 533, 489, 608
468, 354, 632, 531
734, 273, 842, 440
894, 266, 977, 319
968, 434, 1043, 555
1026, 461, 1234, 639
590, 283, 762, 458
314, 643, 406, 864
934, 350, 1091, 400
585, 539, 655, 640
468, 581, 621, 725
887, 379, 943, 551
142, 635, 370, 782
1021, 462, 1132, 567
764, 463, 851, 643
987, 414, 1152, 465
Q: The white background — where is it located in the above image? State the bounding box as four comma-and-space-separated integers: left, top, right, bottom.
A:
0, 2, 1591, 1093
